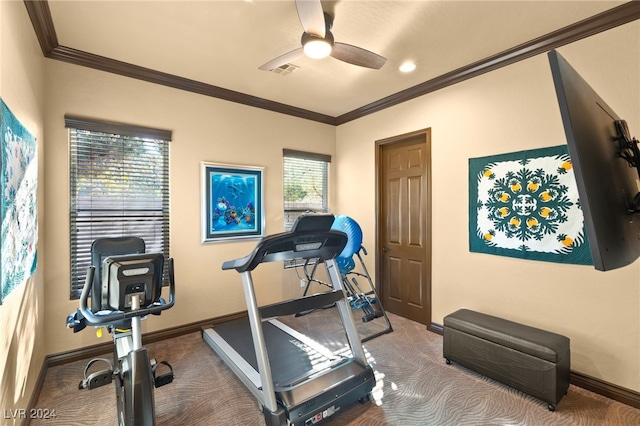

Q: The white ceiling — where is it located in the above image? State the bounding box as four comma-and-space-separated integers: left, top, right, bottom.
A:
47, 1, 624, 118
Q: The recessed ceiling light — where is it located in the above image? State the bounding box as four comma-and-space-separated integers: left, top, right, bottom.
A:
399, 61, 416, 73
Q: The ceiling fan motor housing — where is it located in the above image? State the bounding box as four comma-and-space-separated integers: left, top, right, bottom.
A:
301, 12, 335, 46
301, 31, 334, 48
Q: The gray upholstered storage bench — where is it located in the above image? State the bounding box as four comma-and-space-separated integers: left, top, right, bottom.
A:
443, 309, 570, 411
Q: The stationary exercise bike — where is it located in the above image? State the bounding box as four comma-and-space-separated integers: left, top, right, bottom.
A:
66, 237, 176, 426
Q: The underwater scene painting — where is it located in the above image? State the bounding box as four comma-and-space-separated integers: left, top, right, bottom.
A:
202, 163, 263, 243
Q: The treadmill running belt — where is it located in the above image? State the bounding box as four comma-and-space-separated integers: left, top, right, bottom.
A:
213, 317, 339, 388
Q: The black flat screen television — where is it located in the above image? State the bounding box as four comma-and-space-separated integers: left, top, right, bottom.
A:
549, 50, 640, 271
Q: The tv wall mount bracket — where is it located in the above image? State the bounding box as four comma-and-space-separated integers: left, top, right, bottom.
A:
614, 119, 640, 213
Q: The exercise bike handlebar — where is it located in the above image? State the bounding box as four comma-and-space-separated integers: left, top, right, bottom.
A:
78, 258, 176, 326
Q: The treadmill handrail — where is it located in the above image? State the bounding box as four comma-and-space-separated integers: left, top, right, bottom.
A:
222, 230, 348, 272
259, 290, 345, 320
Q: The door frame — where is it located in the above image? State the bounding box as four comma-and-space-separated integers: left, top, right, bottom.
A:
375, 128, 435, 331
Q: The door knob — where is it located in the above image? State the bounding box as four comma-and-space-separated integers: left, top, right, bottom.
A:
382, 247, 390, 252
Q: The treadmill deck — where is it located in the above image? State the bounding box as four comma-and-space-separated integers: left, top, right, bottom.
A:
202, 317, 375, 424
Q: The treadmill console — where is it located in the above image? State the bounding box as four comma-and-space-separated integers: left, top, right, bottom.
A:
290, 213, 335, 232
222, 213, 347, 272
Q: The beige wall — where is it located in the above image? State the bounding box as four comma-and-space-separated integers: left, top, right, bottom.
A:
43, 60, 336, 355
0, 1, 46, 423
336, 22, 640, 391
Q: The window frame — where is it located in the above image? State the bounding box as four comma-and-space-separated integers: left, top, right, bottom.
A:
283, 149, 331, 267
283, 148, 331, 228
66, 115, 171, 299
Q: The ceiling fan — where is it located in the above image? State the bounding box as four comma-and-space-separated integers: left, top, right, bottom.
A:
259, 0, 387, 71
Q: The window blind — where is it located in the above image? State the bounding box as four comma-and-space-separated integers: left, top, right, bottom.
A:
283, 149, 330, 231
66, 115, 171, 299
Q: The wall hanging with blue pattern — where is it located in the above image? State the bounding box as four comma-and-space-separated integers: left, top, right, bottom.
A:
469, 145, 592, 265
1, 98, 38, 303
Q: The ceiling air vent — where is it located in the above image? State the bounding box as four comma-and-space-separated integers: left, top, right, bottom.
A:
271, 63, 299, 76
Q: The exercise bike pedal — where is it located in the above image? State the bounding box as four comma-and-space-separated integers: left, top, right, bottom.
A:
79, 358, 115, 390
80, 370, 113, 390
153, 360, 174, 388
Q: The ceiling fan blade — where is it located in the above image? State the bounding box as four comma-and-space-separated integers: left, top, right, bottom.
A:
296, 0, 326, 38
259, 48, 305, 71
331, 42, 387, 70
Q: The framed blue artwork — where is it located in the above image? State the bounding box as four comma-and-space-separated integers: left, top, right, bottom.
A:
201, 162, 264, 243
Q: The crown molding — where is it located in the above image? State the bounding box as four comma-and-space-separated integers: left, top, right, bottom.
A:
23, 1, 640, 126
48, 45, 337, 125
22, 0, 336, 125
336, 1, 640, 124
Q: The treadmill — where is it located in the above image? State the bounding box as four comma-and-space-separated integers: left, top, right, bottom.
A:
202, 213, 375, 426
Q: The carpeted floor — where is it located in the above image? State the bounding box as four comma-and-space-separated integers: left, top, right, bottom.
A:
32, 310, 640, 425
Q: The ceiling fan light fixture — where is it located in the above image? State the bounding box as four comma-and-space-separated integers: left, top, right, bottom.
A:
302, 33, 333, 59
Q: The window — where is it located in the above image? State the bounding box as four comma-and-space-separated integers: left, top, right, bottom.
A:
66, 116, 171, 299
283, 149, 330, 231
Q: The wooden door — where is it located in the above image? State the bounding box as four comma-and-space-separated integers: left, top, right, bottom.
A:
377, 130, 431, 325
